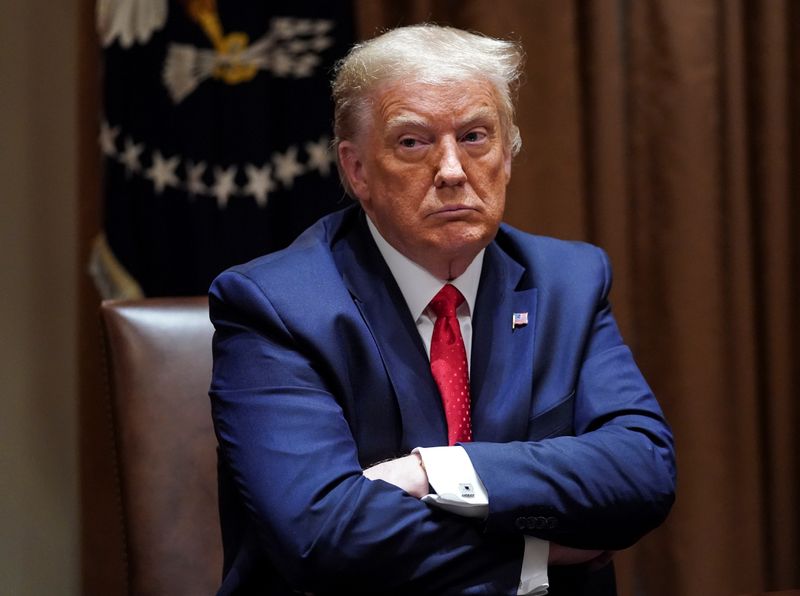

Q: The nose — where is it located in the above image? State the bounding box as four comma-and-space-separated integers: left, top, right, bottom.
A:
434, 137, 467, 188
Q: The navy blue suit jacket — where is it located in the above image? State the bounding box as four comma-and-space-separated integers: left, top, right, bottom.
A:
209, 205, 676, 595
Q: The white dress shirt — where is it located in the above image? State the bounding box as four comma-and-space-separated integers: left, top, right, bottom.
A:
366, 217, 549, 596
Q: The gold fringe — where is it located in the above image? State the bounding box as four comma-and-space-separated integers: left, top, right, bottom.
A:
88, 233, 145, 300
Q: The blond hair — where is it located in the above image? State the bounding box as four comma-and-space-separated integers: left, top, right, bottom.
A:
332, 24, 524, 193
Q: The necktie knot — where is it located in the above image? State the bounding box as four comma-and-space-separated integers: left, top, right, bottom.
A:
429, 284, 464, 319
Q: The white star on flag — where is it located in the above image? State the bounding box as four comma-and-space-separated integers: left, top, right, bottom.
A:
99, 120, 120, 157
305, 136, 333, 177
145, 150, 180, 194
119, 137, 144, 176
185, 160, 207, 197
244, 163, 275, 208
273, 146, 304, 189
212, 165, 238, 209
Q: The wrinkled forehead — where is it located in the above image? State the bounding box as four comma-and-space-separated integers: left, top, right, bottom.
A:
363, 77, 506, 135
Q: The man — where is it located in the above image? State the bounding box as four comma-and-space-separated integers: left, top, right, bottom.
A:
209, 24, 675, 595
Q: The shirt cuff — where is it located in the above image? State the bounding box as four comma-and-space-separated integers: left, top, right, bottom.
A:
414, 446, 488, 519
518, 536, 549, 595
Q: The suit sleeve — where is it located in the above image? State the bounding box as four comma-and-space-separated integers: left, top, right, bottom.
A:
209, 269, 524, 595
462, 246, 676, 550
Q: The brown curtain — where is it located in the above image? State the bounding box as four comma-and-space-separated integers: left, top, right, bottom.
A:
357, 1, 800, 595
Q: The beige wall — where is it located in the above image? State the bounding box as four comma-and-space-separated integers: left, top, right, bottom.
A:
0, 1, 80, 594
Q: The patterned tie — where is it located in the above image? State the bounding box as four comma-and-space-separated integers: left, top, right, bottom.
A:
429, 284, 473, 445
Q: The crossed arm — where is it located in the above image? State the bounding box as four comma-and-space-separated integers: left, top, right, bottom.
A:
362, 453, 612, 568
210, 267, 676, 594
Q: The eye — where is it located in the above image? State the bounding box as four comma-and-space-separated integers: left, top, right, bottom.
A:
461, 130, 487, 143
399, 137, 419, 148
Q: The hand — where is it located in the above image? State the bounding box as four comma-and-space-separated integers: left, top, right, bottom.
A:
363, 453, 429, 498
548, 543, 615, 570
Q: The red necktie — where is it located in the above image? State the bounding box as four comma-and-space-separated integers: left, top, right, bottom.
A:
429, 284, 473, 445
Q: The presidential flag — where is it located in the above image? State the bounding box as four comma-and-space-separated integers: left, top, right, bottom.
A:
92, 0, 355, 297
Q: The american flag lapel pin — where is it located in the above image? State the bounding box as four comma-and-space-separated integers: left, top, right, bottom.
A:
512, 312, 528, 330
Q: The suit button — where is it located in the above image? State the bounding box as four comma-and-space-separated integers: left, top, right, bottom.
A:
547, 516, 558, 529
515, 517, 527, 530
536, 516, 548, 529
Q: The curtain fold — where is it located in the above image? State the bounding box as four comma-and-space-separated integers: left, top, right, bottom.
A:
744, 0, 799, 586
356, 2, 800, 594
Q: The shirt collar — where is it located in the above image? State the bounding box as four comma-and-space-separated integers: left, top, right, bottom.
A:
366, 216, 484, 321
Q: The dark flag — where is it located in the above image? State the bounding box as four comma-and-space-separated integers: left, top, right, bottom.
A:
92, 0, 355, 297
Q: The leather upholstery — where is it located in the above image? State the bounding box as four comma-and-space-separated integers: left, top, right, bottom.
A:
101, 297, 221, 596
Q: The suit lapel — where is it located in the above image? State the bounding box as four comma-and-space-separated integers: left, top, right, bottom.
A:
333, 211, 538, 447
470, 242, 538, 442
333, 212, 448, 449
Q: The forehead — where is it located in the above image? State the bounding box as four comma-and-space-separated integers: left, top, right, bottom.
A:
372, 78, 502, 131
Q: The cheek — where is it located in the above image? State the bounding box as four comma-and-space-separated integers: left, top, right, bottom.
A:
373, 158, 428, 194
395, 162, 434, 187
473, 161, 508, 216
473, 163, 508, 197
386, 170, 436, 209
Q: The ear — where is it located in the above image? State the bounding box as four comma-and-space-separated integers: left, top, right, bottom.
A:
503, 148, 512, 183
338, 141, 370, 203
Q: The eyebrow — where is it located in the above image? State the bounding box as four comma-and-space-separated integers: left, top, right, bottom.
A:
384, 115, 429, 133
384, 107, 498, 134
457, 107, 498, 130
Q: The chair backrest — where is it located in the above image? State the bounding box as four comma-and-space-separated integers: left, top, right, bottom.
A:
101, 297, 221, 596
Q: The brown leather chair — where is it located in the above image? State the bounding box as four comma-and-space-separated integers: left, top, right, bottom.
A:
101, 297, 222, 596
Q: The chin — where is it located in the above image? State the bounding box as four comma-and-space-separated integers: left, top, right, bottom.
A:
437, 231, 493, 257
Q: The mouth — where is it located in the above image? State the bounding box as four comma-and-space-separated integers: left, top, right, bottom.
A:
429, 204, 479, 217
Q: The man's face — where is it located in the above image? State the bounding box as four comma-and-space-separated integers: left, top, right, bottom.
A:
338, 78, 511, 276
